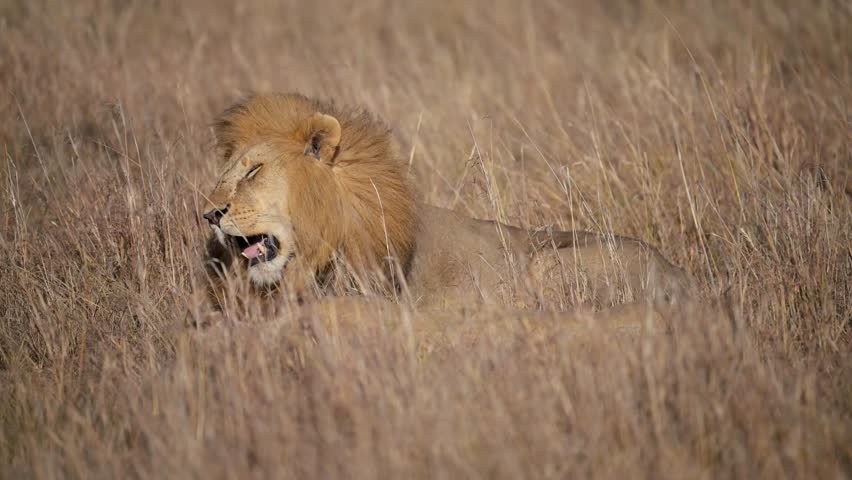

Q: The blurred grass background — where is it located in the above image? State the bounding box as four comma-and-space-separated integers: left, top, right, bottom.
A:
0, 0, 850, 478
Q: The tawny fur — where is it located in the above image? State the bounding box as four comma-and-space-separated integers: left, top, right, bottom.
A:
209, 93, 416, 280
202, 93, 693, 310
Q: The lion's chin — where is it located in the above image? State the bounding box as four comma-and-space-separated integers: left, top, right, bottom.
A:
247, 251, 295, 287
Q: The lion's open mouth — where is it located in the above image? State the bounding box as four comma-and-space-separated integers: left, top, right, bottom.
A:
232, 234, 281, 266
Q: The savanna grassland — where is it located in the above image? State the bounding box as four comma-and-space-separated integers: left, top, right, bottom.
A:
1, 0, 850, 478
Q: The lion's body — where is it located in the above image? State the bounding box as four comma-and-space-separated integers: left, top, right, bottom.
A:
406, 204, 691, 310
202, 93, 692, 311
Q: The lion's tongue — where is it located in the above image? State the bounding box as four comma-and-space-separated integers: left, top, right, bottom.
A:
241, 241, 266, 260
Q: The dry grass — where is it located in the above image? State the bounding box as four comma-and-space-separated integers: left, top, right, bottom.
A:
1, 0, 850, 478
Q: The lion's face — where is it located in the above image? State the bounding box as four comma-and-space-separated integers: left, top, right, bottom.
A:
204, 104, 344, 286
204, 143, 298, 286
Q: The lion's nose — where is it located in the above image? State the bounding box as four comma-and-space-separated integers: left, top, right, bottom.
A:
202, 204, 230, 226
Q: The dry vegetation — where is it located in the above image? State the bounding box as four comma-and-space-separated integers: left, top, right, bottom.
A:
1, 0, 850, 478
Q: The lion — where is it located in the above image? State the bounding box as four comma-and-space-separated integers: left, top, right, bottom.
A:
201, 93, 692, 312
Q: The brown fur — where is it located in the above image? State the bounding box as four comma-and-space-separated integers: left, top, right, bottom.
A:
205, 93, 416, 293
203, 93, 693, 310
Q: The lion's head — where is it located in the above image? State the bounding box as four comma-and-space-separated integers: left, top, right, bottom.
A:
203, 93, 416, 289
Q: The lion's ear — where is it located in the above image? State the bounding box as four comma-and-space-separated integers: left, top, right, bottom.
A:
303, 113, 341, 163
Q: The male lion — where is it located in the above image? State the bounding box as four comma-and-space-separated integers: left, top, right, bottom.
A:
202, 93, 691, 311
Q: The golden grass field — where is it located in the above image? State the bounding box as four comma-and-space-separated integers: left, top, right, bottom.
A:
1, 0, 850, 478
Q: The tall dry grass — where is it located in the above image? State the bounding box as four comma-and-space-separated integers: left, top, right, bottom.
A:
1, 0, 850, 478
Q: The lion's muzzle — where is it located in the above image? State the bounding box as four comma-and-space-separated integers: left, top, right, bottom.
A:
202, 203, 230, 226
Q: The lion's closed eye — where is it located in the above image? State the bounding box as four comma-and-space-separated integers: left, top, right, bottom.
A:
244, 164, 262, 180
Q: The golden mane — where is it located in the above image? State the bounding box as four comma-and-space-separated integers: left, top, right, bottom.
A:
212, 93, 417, 283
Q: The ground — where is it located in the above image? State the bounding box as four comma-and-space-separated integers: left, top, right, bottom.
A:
0, 1, 850, 478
